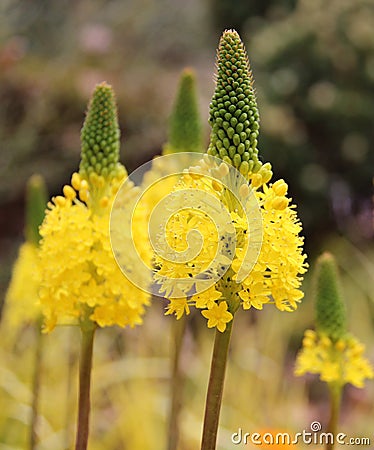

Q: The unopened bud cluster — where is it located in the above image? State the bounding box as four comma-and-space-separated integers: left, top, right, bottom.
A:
315, 253, 347, 341
80, 82, 122, 181
207, 30, 262, 177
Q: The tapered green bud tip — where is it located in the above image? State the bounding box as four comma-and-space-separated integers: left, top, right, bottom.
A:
163, 68, 203, 155
80, 82, 121, 181
207, 29, 261, 177
315, 252, 347, 341
25, 174, 48, 246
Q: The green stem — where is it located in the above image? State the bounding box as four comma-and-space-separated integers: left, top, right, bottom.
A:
64, 330, 76, 450
201, 319, 234, 450
167, 316, 187, 450
75, 324, 96, 450
326, 382, 342, 450
29, 321, 43, 450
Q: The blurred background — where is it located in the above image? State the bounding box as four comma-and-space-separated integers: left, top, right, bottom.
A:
0, 1, 373, 448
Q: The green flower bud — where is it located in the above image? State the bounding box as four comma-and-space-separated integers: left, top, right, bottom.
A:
80, 82, 121, 181
163, 68, 203, 154
207, 29, 262, 177
25, 174, 48, 246
315, 252, 347, 341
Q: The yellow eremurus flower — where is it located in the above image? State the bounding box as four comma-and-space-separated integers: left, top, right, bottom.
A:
295, 253, 373, 388
3, 174, 47, 328
39, 83, 151, 332
154, 31, 307, 332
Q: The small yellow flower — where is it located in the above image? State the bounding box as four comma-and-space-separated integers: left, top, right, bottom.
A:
202, 301, 233, 332
193, 287, 222, 309
165, 298, 190, 320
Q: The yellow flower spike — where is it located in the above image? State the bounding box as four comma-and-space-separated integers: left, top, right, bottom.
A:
155, 32, 307, 324
39, 82, 150, 333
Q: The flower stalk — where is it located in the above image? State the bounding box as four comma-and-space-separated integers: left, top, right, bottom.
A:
326, 382, 342, 450
167, 316, 187, 450
201, 318, 234, 450
75, 322, 96, 450
30, 319, 44, 450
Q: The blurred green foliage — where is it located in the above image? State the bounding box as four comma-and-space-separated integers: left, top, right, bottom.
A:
247, 0, 374, 244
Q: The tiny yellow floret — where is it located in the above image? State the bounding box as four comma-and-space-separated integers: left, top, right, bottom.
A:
272, 196, 288, 210
71, 172, 82, 190
272, 179, 288, 196
54, 196, 66, 207
63, 185, 76, 200
79, 189, 89, 203
202, 301, 233, 332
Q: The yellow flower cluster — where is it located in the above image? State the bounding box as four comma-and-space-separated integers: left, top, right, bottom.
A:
295, 330, 374, 388
233, 174, 307, 312
39, 171, 151, 332
155, 161, 307, 331
4, 242, 41, 327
